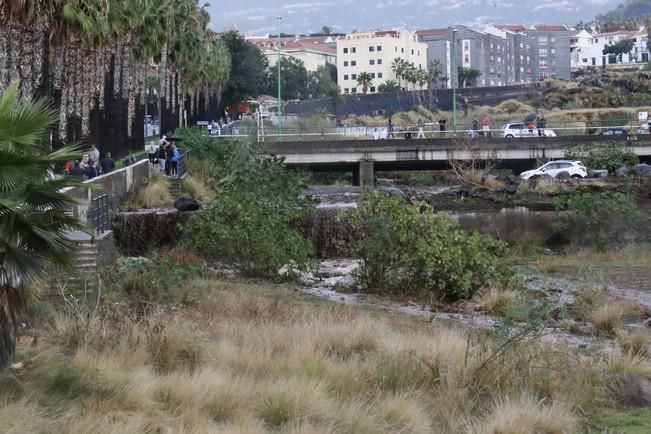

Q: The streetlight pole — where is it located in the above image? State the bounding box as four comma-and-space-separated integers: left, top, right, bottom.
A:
451, 28, 457, 136
277, 16, 282, 136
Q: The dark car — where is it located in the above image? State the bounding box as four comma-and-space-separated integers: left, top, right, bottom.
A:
599, 127, 628, 136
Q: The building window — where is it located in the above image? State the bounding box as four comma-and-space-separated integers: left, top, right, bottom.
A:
369, 46, 375, 52
370, 73, 375, 78
343, 48, 348, 54
344, 88, 349, 93
551, 48, 556, 55
370, 86, 376, 92
351, 60, 357, 66
370, 59, 375, 65
411, 49, 414, 55
539, 37, 548, 46
539, 59, 547, 68
351, 47, 356, 53
351, 87, 357, 93
351, 74, 357, 80
343, 61, 349, 67
378, 72, 383, 78
401, 47, 404, 53
377, 45, 382, 51
550, 37, 555, 43
538, 71, 548, 80
344, 74, 349, 80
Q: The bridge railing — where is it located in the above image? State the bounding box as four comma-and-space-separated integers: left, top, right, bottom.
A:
210, 119, 649, 142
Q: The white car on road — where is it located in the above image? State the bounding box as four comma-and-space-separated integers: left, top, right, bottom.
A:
502, 123, 557, 138
520, 160, 588, 180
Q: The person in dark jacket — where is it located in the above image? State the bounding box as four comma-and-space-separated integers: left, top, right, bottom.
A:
164, 143, 174, 176
101, 152, 116, 174
158, 143, 167, 174
86, 161, 98, 179
536, 114, 547, 137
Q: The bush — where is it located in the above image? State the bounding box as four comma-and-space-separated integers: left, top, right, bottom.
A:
565, 143, 638, 173
186, 151, 316, 280
352, 192, 509, 300
553, 191, 641, 250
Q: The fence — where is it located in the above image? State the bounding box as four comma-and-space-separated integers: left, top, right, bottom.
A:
89, 194, 110, 233
177, 150, 190, 178
208, 118, 650, 142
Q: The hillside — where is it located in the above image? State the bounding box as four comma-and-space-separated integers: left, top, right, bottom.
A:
599, 0, 651, 20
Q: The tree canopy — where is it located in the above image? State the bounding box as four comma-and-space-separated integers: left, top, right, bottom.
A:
602, 39, 635, 57
458, 67, 481, 88
265, 56, 309, 101
221, 31, 269, 107
306, 65, 340, 99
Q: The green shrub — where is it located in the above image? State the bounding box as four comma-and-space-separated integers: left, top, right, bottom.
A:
565, 143, 638, 173
186, 152, 316, 280
553, 191, 641, 251
352, 192, 509, 300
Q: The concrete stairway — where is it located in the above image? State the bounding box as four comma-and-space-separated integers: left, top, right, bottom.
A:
51, 232, 99, 290
168, 176, 184, 200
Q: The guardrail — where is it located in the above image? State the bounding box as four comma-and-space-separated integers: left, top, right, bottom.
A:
89, 194, 110, 233
209, 120, 650, 142
177, 150, 190, 178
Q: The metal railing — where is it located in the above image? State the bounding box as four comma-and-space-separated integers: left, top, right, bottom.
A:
89, 194, 110, 233
177, 150, 190, 178
207, 119, 650, 142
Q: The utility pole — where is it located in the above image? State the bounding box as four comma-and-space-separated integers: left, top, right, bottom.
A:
277, 16, 282, 136
451, 28, 457, 136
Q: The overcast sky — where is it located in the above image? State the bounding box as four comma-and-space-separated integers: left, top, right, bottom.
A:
207, 0, 620, 35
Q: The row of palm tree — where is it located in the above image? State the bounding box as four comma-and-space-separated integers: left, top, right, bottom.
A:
390, 58, 445, 91
0, 0, 231, 142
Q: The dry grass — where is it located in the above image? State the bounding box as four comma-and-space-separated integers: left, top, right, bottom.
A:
469, 394, 579, 434
182, 175, 215, 203
618, 328, 650, 357
591, 304, 626, 334
476, 288, 518, 316
138, 175, 172, 208
0, 277, 614, 433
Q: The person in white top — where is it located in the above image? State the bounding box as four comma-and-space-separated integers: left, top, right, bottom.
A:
89, 144, 100, 164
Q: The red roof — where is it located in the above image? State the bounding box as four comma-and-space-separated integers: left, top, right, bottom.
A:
375, 30, 399, 36
496, 24, 526, 32
416, 28, 447, 36
534, 25, 568, 31
283, 40, 336, 55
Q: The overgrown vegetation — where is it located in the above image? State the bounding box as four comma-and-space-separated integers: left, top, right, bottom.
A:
352, 192, 510, 300
553, 190, 642, 250
565, 143, 639, 173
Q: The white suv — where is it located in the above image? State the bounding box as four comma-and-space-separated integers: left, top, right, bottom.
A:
502, 123, 557, 138
520, 160, 587, 180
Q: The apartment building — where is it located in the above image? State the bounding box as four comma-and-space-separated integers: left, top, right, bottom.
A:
336, 30, 428, 94
417, 24, 570, 88
571, 27, 649, 69
247, 35, 338, 73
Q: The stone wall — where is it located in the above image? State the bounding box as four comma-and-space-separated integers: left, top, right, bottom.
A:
284, 84, 540, 117
62, 159, 150, 223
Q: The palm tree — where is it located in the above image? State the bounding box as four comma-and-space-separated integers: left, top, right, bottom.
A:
427, 60, 444, 88
356, 71, 373, 94
391, 58, 406, 89
0, 82, 84, 368
377, 80, 400, 93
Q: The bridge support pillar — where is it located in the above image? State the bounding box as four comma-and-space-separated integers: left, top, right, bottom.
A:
356, 160, 375, 188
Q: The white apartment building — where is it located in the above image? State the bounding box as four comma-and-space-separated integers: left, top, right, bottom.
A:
571, 27, 649, 70
336, 30, 428, 94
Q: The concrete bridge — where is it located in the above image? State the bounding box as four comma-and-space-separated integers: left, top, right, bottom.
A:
266, 135, 651, 186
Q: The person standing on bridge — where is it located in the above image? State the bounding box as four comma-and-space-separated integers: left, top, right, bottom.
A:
417, 117, 425, 139
438, 118, 447, 137
387, 118, 394, 139
536, 114, 547, 137
481, 114, 491, 137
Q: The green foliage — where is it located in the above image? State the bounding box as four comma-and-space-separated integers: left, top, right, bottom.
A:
352, 192, 509, 300
378, 80, 401, 93
565, 143, 638, 173
458, 67, 482, 88
553, 191, 642, 250
116, 249, 205, 303
186, 145, 316, 280
306, 65, 340, 99
603, 39, 635, 57
221, 31, 269, 107
265, 56, 310, 100
356, 72, 373, 94
173, 127, 237, 168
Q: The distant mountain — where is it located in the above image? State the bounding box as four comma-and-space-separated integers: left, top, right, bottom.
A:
598, 0, 651, 20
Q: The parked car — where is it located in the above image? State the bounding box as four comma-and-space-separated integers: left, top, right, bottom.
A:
520, 160, 587, 180
599, 127, 628, 136
502, 123, 557, 138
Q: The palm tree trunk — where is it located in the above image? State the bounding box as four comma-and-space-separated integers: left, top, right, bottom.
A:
0, 285, 24, 369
